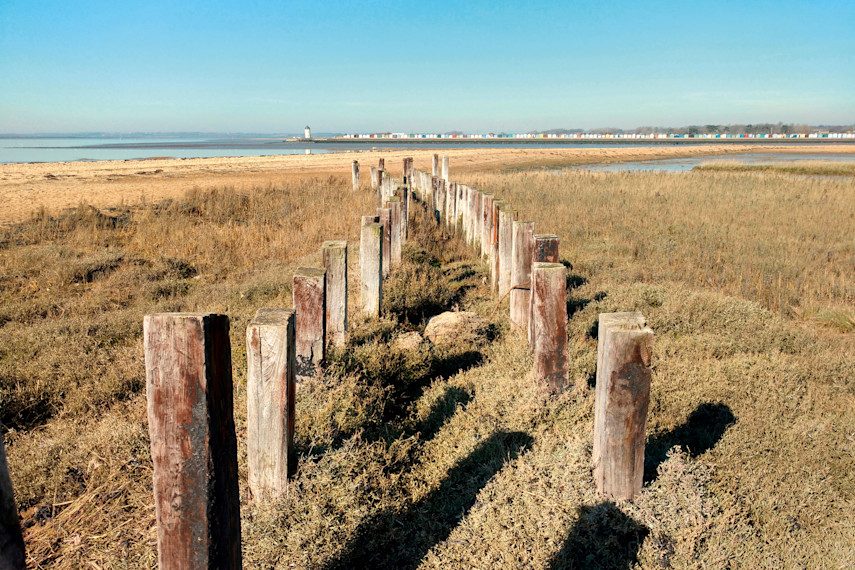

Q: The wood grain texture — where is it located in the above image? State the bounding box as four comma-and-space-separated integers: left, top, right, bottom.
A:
498, 206, 517, 297
144, 313, 241, 569
490, 199, 505, 293
531, 263, 568, 394
480, 194, 494, 259
593, 312, 653, 500
529, 235, 560, 346
322, 241, 348, 347
386, 197, 403, 268
293, 268, 326, 382
510, 221, 535, 327
351, 160, 359, 191
377, 208, 392, 279
247, 308, 296, 500
360, 223, 383, 316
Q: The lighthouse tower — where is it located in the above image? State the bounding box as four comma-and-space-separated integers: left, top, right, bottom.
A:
304, 126, 311, 139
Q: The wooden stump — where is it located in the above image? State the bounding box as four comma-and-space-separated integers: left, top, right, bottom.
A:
360, 222, 383, 316
386, 197, 403, 268
370, 166, 378, 190
510, 221, 535, 327
466, 186, 476, 247
144, 313, 241, 569
529, 234, 560, 346
593, 312, 654, 500
432, 153, 439, 178
441, 154, 449, 184
480, 194, 494, 259
446, 181, 457, 230
247, 308, 297, 500
397, 185, 410, 241
322, 241, 348, 346
351, 160, 359, 191
377, 208, 392, 278
490, 199, 505, 293
456, 182, 465, 231
531, 263, 568, 393
498, 206, 517, 297
0, 429, 24, 569
473, 190, 482, 252
293, 268, 326, 382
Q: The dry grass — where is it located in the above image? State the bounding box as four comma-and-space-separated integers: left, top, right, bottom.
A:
694, 159, 855, 176
2, 160, 854, 568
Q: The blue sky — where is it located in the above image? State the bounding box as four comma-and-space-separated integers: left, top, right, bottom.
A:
0, 0, 852, 133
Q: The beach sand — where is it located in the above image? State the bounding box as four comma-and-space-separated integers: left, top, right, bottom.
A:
1, 144, 853, 224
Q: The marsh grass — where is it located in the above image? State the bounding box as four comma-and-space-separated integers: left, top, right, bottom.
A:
694, 159, 855, 177
4, 166, 855, 568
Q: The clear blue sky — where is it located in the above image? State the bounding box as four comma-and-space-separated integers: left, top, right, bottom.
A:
1, 0, 852, 134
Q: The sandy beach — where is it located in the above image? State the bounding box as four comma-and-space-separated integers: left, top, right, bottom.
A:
1, 143, 853, 224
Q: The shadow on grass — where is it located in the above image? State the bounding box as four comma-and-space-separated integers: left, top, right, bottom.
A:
324, 430, 533, 570
644, 402, 735, 483
416, 386, 472, 441
548, 502, 649, 570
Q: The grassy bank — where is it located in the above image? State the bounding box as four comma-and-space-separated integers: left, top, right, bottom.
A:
694, 159, 855, 176
2, 165, 854, 567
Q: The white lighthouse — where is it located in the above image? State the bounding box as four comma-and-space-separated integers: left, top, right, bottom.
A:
304, 125, 311, 139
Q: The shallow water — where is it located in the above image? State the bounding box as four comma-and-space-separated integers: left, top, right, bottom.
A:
580, 152, 855, 173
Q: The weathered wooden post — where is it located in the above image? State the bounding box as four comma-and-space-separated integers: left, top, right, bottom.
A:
445, 181, 456, 230
593, 312, 654, 500
360, 220, 383, 316
465, 186, 475, 246
378, 157, 385, 171
377, 208, 392, 278
481, 194, 494, 259
377, 169, 384, 205
441, 154, 449, 184
456, 181, 465, 231
293, 268, 326, 382
247, 308, 297, 500
433, 177, 445, 224
510, 221, 535, 327
397, 185, 410, 240
0, 428, 24, 569
498, 205, 517, 297
322, 241, 348, 347
402, 158, 409, 183
530, 263, 568, 394
144, 313, 242, 569
370, 166, 378, 190
386, 197, 403, 268
529, 234, 561, 346
490, 199, 505, 293
473, 190, 482, 252
432, 153, 439, 178
351, 160, 360, 191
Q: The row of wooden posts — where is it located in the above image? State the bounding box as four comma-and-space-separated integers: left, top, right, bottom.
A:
0, 155, 654, 569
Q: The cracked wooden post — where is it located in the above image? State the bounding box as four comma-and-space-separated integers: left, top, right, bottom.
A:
247, 308, 297, 500
490, 199, 505, 293
473, 190, 482, 252
498, 205, 517, 297
0, 428, 24, 569
370, 166, 378, 190
432, 153, 439, 178
351, 160, 360, 191
386, 197, 403, 268
441, 154, 449, 184
293, 268, 326, 382
378, 157, 385, 171
397, 185, 410, 241
433, 177, 444, 224
510, 221, 535, 327
457, 182, 465, 231
322, 241, 348, 347
593, 312, 654, 500
529, 234, 560, 346
376, 169, 384, 205
360, 220, 383, 316
377, 208, 392, 278
480, 194, 494, 259
445, 181, 456, 230
531, 263, 568, 394
144, 313, 241, 569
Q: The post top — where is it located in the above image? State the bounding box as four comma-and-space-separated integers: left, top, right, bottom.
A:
534, 233, 559, 239
295, 267, 326, 278
251, 307, 295, 326
532, 262, 565, 271
512, 220, 535, 227
361, 215, 380, 225
144, 312, 227, 320
599, 311, 647, 330
322, 240, 347, 248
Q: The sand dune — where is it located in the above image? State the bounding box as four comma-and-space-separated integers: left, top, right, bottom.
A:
1, 144, 853, 223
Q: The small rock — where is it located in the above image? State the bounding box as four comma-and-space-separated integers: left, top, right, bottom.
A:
424, 311, 487, 346
395, 331, 424, 351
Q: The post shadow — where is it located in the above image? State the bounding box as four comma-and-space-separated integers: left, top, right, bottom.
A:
548, 502, 648, 570
416, 386, 472, 441
325, 430, 533, 570
644, 402, 735, 483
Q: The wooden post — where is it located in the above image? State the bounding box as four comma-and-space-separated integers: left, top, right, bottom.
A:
377, 208, 392, 278
370, 166, 378, 190
293, 268, 326, 382
402, 158, 409, 183
510, 221, 535, 327
397, 185, 410, 240
144, 313, 241, 569
473, 190, 482, 252
433, 177, 445, 224
490, 199, 505, 293
445, 181, 456, 229
457, 181, 465, 231
593, 312, 654, 500
351, 160, 360, 191
386, 197, 403, 268
0, 429, 24, 569
498, 205, 517, 297
441, 154, 449, 184
322, 241, 348, 347
432, 153, 439, 178
481, 194, 494, 259
360, 222, 383, 316
531, 263, 568, 394
529, 234, 560, 346
378, 157, 385, 170
465, 186, 475, 247
247, 308, 296, 500
377, 169, 384, 205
